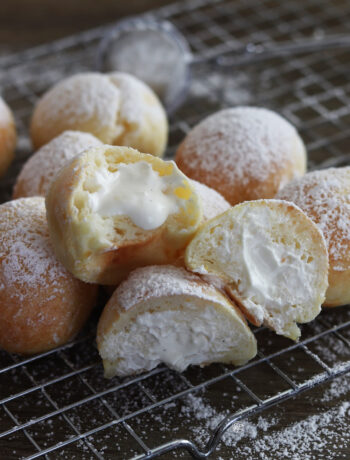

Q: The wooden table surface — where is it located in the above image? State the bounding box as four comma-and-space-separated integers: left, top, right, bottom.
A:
1, 1, 350, 459
0, 0, 175, 51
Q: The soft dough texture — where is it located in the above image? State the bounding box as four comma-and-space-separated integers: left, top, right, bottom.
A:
175, 107, 306, 205
30, 72, 168, 157
13, 130, 103, 198
192, 180, 231, 222
185, 200, 328, 341
0, 97, 16, 177
0, 197, 97, 354
277, 167, 350, 307
46, 146, 202, 285
97, 265, 257, 377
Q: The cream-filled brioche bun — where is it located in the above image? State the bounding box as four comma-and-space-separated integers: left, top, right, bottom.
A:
30, 72, 168, 157
97, 265, 257, 377
192, 180, 231, 222
277, 167, 350, 307
46, 146, 202, 285
0, 197, 97, 355
13, 130, 103, 198
175, 107, 306, 205
0, 97, 16, 177
185, 200, 328, 341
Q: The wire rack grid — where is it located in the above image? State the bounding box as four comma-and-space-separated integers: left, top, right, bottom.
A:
1, 0, 350, 458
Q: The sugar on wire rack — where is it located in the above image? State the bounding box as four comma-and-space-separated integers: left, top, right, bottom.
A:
1, 0, 350, 458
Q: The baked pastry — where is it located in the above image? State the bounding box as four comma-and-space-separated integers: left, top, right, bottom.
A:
0, 197, 97, 355
192, 180, 230, 222
97, 265, 257, 377
46, 145, 202, 285
13, 130, 103, 198
175, 107, 306, 205
30, 71, 168, 157
277, 167, 350, 307
185, 199, 328, 340
0, 97, 16, 177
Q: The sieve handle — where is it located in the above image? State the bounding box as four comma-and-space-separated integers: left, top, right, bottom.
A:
191, 34, 350, 67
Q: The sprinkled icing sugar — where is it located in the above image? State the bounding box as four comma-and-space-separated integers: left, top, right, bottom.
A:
33, 72, 166, 145
277, 167, 350, 270
142, 372, 350, 459
115, 265, 226, 311
14, 130, 103, 197
176, 107, 303, 196
191, 180, 231, 221
0, 197, 70, 302
109, 71, 165, 126
34, 73, 120, 130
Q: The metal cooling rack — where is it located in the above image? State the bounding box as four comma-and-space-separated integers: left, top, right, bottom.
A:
1, 0, 350, 458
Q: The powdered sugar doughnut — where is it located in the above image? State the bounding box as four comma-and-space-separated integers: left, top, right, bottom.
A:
175, 107, 306, 205
13, 131, 103, 198
0, 97, 16, 177
191, 180, 230, 221
0, 197, 98, 354
277, 167, 350, 307
30, 72, 168, 157
97, 265, 257, 377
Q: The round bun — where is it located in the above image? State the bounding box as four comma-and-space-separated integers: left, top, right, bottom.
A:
30, 72, 168, 157
185, 199, 328, 341
0, 197, 98, 354
175, 107, 306, 205
0, 97, 16, 177
277, 167, 350, 307
191, 180, 230, 222
46, 145, 202, 285
97, 265, 257, 377
13, 130, 103, 199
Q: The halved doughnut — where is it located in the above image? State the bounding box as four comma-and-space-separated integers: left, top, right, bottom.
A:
185, 200, 328, 340
46, 146, 202, 284
97, 265, 257, 377
277, 167, 350, 307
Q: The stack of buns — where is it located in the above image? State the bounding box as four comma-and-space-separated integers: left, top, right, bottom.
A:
0, 70, 347, 380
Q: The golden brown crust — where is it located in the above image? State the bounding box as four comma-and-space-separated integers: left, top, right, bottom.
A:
0, 98, 16, 177
30, 72, 168, 157
175, 107, 306, 205
0, 197, 97, 355
277, 167, 350, 307
13, 131, 103, 199
46, 146, 202, 285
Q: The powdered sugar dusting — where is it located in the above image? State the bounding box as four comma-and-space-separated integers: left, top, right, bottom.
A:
154, 375, 350, 459
180, 392, 278, 447
192, 180, 231, 221
34, 72, 120, 129
277, 167, 350, 270
115, 265, 224, 311
176, 107, 303, 193
109, 71, 166, 126
14, 130, 103, 197
0, 197, 70, 302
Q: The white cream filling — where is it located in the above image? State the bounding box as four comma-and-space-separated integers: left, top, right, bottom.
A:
87, 161, 182, 230
203, 207, 317, 330
103, 306, 242, 375
239, 225, 311, 322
